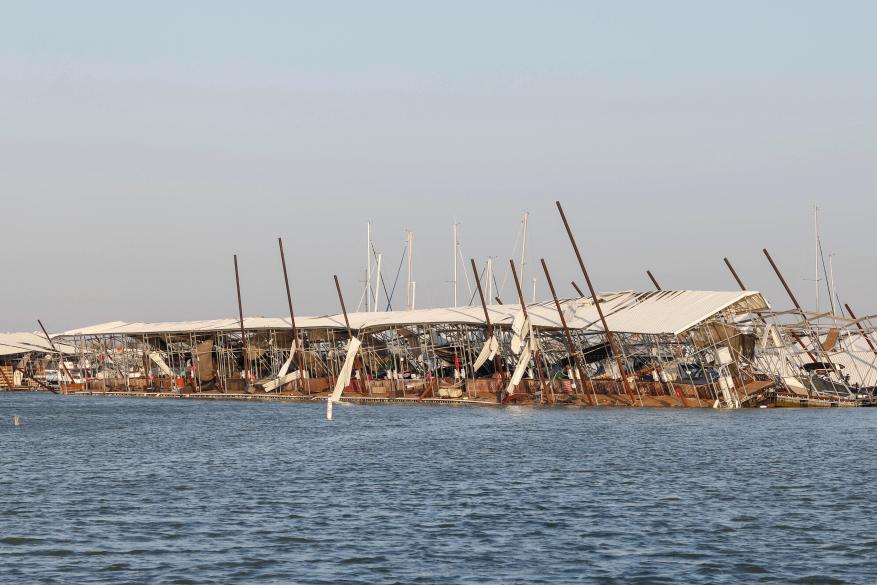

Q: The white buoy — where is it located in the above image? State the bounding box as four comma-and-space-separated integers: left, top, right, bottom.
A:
13, 415, 20, 427
326, 399, 333, 421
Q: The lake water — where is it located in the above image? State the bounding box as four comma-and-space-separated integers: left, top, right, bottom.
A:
1, 392, 876, 584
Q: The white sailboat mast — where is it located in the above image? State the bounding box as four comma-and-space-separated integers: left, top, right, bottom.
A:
366, 221, 372, 312
487, 257, 493, 303
520, 211, 529, 286
406, 230, 414, 310
814, 204, 820, 314
453, 220, 458, 308
374, 253, 383, 312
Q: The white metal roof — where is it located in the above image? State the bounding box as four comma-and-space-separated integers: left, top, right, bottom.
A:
0, 332, 76, 357
59, 290, 767, 338
563, 290, 769, 336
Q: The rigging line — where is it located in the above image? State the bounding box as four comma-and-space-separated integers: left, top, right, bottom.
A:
496, 218, 524, 301
385, 243, 408, 312
370, 242, 398, 312
457, 245, 473, 298
467, 262, 489, 307
354, 270, 368, 312
492, 271, 502, 303
817, 235, 834, 314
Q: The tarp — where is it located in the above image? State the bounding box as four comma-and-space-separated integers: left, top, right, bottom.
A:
195, 339, 215, 382
472, 336, 499, 371
506, 344, 532, 392
329, 337, 362, 403
0, 332, 76, 357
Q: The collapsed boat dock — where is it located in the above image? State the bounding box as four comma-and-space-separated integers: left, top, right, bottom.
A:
5, 288, 875, 408
4, 202, 876, 410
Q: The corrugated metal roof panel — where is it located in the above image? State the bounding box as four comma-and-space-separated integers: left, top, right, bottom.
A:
58, 290, 768, 337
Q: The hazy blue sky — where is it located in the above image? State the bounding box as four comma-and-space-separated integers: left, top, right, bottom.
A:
1, 1, 875, 332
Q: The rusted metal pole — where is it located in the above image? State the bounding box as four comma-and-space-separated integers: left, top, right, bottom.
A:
233, 255, 251, 385
728, 255, 813, 362
541, 259, 593, 405
763, 249, 805, 311
471, 258, 507, 397
333, 275, 353, 338
332, 274, 360, 394
646, 270, 662, 291
278, 237, 304, 393
38, 319, 73, 393
511, 259, 551, 403
470, 259, 492, 331
571, 281, 585, 297
761, 249, 819, 363
844, 303, 877, 359
723, 257, 747, 291
556, 201, 635, 404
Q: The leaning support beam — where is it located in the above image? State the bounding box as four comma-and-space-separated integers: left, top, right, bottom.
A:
726, 255, 817, 363
541, 258, 593, 405
556, 201, 635, 404
278, 237, 304, 393
37, 319, 68, 393
333, 275, 353, 337
762, 249, 820, 363
723, 257, 747, 291
233, 255, 251, 383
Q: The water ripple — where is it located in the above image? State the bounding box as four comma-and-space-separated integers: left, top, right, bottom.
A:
1, 393, 876, 583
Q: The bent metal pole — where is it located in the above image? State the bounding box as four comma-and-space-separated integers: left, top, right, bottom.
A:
555, 201, 635, 404
541, 258, 594, 405
278, 237, 304, 393
233, 255, 250, 384
38, 319, 74, 393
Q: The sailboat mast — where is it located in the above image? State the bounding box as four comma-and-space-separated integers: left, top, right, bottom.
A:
374, 253, 383, 312
406, 230, 414, 310
366, 221, 372, 312
520, 211, 529, 285
453, 221, 458, 307
814, 204, 820, 314
487, 257, 493, 304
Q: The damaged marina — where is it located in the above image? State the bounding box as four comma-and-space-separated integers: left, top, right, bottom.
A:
4, 203, 876, 410
6, 287, 876, 409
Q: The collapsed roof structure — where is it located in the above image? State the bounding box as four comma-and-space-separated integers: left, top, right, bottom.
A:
0, 332, 75, 390
49, 289, 824, 407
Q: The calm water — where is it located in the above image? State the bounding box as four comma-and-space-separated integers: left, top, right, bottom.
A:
1, 393, 875, 584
